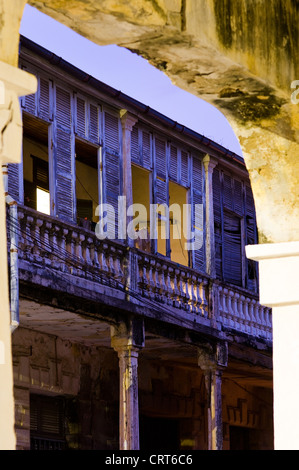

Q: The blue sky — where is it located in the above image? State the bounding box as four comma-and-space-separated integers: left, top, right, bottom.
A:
20, 5, 242, 155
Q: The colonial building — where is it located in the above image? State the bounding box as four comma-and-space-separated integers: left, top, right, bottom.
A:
4, 35, 273, 451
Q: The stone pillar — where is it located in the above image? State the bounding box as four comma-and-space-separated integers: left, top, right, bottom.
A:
198, 342, 227, 450
203, 154, 217, 278
246, 241, 299, 450
111, 318, 145, 450
0, 52, 37, 448
120, 110, 138, 246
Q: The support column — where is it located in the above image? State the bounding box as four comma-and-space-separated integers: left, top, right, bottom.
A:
198, 342, 227, 450
203, 154, 217, 278
0, 52, 37, 448
246, 241, 299, 450
111, 318, 145, 450
120, 110, 138, 247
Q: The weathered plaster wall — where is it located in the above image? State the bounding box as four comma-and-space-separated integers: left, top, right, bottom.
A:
26, 0, 299, 244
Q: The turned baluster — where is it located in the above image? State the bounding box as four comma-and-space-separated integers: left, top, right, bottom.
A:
239, 295, 246, 332
183, 272, 191, 312
244, 297, 251, 334
176, 270, 186, 308
160, 264, 168, 302
200, 281, 209, 318
17, 211, 25, 256
59, 228, 68, 272
50, 224, 62, 269
166, 266, 174, 306
115, 248, 125, 282
31, 217, 43, 262
195, 278, 203, 316
148, 259, 156, 300
24, 215, 34, 260
190, 275, 197, 314
41, 220, 52, 266
217, 286, 223, 323
141, 258, 150, 297
98, 242, 109, 273
66, 231, 78, 275
172, 269, 180, 308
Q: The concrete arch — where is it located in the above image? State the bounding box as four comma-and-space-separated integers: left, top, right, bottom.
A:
23, 0, 299, 244
0, 0, 298, 450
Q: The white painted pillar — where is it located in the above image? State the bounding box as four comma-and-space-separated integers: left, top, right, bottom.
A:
246, 241, 299, 450
120, 110, 138, 246
111, 319, 145, 450
0, 60, 37, 449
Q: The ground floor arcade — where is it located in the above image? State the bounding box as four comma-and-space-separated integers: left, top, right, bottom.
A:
12, 298, 273, 451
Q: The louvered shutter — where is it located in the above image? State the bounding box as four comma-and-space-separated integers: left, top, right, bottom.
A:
131, 126, 140, 164
89, 104, 100, 144
245, 184, 258, 290
104, 111, 121, 238
154, 137, 168, 208
7, 164, 21, 202
223, 212, 242, 286
180, 150, 189, 187
142, 130, 152, 169
169, 145, 178, 182
38, 77, 50, 121
20, 63, 37, 115
223, 173, 233, 211
23, 91, 36, 115
213, 168, 222, 279
234, 179, 244, 216
154, 137, 169, 253
191, 155, 205, 272
105, 111, 119, 154
76, 96, 86, 138
55, 86, 74, 221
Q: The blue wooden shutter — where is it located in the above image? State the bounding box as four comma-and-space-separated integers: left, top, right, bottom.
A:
191, 155, 205, 272
180, 150, 189, 187
234, 179, 244, 216
213, 168, 222, 279
154, 137, 168, 208
222, 173, 243, 286
38, 77, 50, 122
76, 96, 86, 138
245, 184, 258, 291
89, 104, 100, 144
154, 137, 169, 254
223, 212, 242, 286
55, 86, 74, 222
142, 130, 152, 169
20, 63, 37, 115
169, 145, 178, 182
104, 111, 121, 238
7, 164, 21, 202
131, 126, 140, 164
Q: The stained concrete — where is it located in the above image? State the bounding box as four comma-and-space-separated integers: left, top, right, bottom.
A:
25, 0, 299, 244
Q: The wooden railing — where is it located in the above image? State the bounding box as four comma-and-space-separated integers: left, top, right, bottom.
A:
9, 205, 272, 341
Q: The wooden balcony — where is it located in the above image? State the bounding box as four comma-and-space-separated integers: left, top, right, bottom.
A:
7, 204, 272, 342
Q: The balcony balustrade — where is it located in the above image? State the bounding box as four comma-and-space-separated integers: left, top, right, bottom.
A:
7, 204, 272, 341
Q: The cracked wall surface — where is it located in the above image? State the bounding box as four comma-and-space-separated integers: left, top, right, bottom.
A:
2, 0, 299, 243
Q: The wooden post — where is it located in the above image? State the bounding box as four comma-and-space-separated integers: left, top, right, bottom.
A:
198, 342, 227, 450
